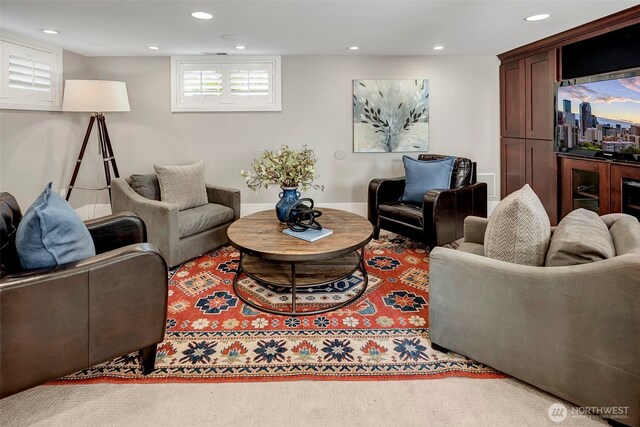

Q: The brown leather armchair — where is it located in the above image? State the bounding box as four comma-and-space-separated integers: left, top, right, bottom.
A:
368, 154, 487, 248
0, 192, 167, 398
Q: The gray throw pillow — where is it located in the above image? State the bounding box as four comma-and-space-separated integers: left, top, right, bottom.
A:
484, 184, 551, 266
545, 208, 615, 266
153, 161, 208, 211
130, 174, 160, 200
609, 216, 640, 256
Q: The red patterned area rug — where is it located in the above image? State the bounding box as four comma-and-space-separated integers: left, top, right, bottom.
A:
53, 236, 505, 384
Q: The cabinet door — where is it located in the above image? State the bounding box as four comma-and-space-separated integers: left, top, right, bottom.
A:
500, 60, 525, 138
526, 140, 558, 224
501, 138, 526, 198
560, 157, 610, 218
525, 50, 556, 140
611, 164, 640, 220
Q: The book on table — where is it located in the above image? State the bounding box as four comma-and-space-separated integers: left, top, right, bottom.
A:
282, 227, 333, 242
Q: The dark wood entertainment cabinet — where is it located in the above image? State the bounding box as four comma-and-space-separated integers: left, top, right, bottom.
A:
498, 6, 640, 224
560, 156, 640, 219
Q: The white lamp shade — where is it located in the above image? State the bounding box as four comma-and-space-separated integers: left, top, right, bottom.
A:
62, 80, 130, 112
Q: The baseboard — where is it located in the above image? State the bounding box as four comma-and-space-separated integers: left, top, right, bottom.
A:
77, 201, 492, 221
241, 203, 368, 217
74, 203, 367, 221
75, 204, 112, 220
246, 202, 497, 218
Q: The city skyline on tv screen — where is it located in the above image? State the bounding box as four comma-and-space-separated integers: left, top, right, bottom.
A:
557, 75, 640, 127
556, 74, 640, 154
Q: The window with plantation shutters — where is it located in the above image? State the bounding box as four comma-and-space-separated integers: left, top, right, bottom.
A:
171, 56, 281, 112
229, 69, 270, 96
8, 51, 52, 97
181, 66, 223, 100
0, 35, 62, 111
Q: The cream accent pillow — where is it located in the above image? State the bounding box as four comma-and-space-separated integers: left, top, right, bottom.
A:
484, 184, 551, 266
153, 161, 208, 211
545, 208, 615, 266
609, 216, 640, 256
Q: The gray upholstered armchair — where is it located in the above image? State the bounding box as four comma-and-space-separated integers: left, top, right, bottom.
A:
112, 176, 240, 267
429, 214, 640, 427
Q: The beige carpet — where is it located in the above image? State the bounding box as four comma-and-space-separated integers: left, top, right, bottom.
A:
0, 378, 606, 426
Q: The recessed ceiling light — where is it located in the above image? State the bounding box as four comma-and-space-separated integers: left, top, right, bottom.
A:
41, 29, 59, 35
432, 45, 444, 50
235, 45, 246, 50
148, 46, 160, 50
348, 46, 359, 50
525, 13, 551, 22
191, 11, 213, 20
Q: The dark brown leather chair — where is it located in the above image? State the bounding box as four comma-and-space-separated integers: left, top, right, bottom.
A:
0, 192, 167, 398
368, 154, 487, 248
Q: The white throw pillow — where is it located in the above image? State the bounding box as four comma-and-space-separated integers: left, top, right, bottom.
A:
484, 184, 551, 266
153, 161, 208, 211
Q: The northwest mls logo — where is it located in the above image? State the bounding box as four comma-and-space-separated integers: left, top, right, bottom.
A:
547, 403, 629, 422
548, 403, 568, 423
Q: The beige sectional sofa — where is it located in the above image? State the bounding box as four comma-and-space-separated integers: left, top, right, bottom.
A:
429, 213, 640, 427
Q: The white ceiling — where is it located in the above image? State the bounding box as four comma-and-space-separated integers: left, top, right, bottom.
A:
0, 1, 636, 57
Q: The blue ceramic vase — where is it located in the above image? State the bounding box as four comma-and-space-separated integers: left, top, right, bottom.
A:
276, 187, 300, 223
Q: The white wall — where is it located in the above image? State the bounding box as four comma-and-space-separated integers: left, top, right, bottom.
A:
0, 50, 94, 207
1, 54, 500, 210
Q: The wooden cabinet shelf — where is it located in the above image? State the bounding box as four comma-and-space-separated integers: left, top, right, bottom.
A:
573, 191, 599, 199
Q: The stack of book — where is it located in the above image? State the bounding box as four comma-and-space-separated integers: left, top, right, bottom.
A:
282, 228, 333, 242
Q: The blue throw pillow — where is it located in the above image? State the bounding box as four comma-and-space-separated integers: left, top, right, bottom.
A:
401, 155, 455, 204
16, 183, 96, 269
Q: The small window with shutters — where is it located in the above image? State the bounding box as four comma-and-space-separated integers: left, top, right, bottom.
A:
0, 34, 63, 111
171, 56, 281, 112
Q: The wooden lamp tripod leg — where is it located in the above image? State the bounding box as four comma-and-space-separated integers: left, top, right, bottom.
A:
98, 114, 120, 178
66, 115, 96, 202
66, 113, 121, 204
96, 113, 120, 202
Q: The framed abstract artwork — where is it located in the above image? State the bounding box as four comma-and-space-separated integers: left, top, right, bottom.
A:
353, 79, 429, 152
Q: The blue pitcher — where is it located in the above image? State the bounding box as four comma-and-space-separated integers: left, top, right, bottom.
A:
276, 187, 300, 223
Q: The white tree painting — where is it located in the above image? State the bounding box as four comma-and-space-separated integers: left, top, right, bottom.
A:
353, 79, 429, 152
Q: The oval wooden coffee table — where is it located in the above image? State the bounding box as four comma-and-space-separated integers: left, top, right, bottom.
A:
227, 208, 374, 316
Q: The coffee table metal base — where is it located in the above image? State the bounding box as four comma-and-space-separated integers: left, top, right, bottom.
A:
232, 248, 368, 316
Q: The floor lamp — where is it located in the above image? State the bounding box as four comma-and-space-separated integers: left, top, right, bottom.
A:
62, 80, 130, 202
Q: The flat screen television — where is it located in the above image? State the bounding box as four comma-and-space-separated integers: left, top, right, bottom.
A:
554, 68, 640, 162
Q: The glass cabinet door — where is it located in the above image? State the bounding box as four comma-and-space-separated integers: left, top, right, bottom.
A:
561, 156, 610, 219
563, 158, 640, 220
612, 164, 640, 221
571, 169, 600, 213
621, 179, 640, 220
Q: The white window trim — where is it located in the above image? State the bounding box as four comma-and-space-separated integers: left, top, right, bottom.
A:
0, 31, 63, 111
171, 55, 281, 112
